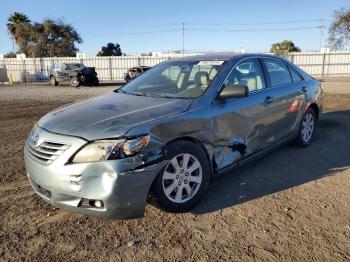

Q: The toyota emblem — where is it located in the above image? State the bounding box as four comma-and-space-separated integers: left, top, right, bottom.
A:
31, 133, 40, 146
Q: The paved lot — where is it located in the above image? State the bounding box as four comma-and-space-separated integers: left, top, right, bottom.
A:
0, 81, 349, 261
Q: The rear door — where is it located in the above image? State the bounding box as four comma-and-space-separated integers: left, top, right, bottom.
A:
260, 57, 304, 140
60, 64, 70, 82
55, 63, 66, 82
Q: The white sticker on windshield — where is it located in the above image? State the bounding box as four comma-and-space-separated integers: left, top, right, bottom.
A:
198, 60, 224, 66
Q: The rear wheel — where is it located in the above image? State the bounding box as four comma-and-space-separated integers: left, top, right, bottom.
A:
70, 76, 80, 87
50, 76, 58, 86
151, 140, 210, 213
292, 108, 316, 147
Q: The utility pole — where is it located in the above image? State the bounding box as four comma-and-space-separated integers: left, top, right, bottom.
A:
182, 22, 185, 56
319, 19, 325, 51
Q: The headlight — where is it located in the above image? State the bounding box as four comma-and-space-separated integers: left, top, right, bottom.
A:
71, 135, 150, 163
123, 135, 150, 156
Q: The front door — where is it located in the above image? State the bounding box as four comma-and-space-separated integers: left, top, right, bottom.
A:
212, 58, 279, 158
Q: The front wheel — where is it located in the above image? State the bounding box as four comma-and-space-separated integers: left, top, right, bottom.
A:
50, 76, 58, 86
69, 76, 80, 87
150, 140, 210, 213
292, 108, 316, 147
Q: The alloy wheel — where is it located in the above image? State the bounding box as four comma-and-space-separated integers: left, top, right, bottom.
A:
70, 77, 79, 87
162, 153, 202, 204
301, 112, 315, 142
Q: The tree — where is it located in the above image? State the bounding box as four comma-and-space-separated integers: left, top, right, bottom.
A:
329, 8, 350, 50
97, 43, 123, 56
7, 12, 30, 42
7, 13, 82, 57
27, 19, 83, 57
270, 40, 301, 56
4, 52, 17, 58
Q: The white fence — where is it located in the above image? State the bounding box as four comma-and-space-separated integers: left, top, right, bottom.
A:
1, 51, 350, 83
286, 51, 350, 77
0, 56, 171, 83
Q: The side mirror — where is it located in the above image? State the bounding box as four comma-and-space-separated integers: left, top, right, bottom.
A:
219, 84, 249, 99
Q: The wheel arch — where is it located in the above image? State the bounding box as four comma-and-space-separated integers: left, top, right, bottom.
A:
165, 136, 214, 175
307, 102, 320, 121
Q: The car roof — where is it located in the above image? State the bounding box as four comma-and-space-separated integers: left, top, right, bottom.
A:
171, 52, 279, 62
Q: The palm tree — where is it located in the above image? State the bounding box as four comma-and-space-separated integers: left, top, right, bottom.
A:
7, 12, 30, 41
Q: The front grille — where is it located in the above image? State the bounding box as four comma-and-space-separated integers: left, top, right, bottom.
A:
26, 140, 70, 165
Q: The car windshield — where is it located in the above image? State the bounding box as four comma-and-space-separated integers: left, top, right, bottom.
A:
121, 60, 225, 98
68, 63, 85, 69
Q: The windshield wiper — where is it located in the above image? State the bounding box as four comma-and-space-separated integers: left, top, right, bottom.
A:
132, 92, 161, 98
114, 88, 126, 94
116, 89, 181, 99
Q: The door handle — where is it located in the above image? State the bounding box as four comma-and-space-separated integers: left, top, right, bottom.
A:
301, 86, 308, 93
264, 96, 274, 104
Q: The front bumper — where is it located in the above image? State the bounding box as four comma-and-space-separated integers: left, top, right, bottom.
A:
24, 127, 166, 219
81, 74, 98, 84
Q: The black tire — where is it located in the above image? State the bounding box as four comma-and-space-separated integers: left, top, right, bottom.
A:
94, 79, 99, 86
150, 140, 211, 213
50, 76, 58, 86
292, 107, 316, 147
69, 76, 80, 87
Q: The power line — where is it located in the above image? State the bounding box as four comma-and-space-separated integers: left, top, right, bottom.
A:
187, 26, 321, 32
83, 18, 328, 36
107, 23, 182, 30
84, 25, 322, 38
85, 29, 181, 36
186, 19, 327, 26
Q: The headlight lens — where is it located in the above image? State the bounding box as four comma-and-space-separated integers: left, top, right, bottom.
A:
71, 135, 150, 163
72, 140, 124, 163
123, 135, 150, 156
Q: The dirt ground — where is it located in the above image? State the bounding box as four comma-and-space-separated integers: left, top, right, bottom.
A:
0, 81, 350, 261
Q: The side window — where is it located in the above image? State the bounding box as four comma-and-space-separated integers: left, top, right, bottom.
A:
263, 58, 292, 87
224, 59, 265, 92
289, 66, 303, 82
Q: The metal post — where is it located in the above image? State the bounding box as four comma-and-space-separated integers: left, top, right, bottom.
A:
109, 57, 112, 81
182, 22, 185, 56
319, 19, 324, 51
321, 52, 326, 77
22, 59, 26, 83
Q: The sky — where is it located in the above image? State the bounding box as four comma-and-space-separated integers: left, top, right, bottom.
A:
0, 0, 349, 56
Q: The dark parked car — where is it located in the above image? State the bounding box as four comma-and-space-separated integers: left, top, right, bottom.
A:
124, 66, 151, 82
49, 63, 99, 87
25, 53, 323, 219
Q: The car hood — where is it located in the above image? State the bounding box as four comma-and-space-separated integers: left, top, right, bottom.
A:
73, 67, 96, 75
38, 92, 192, 140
